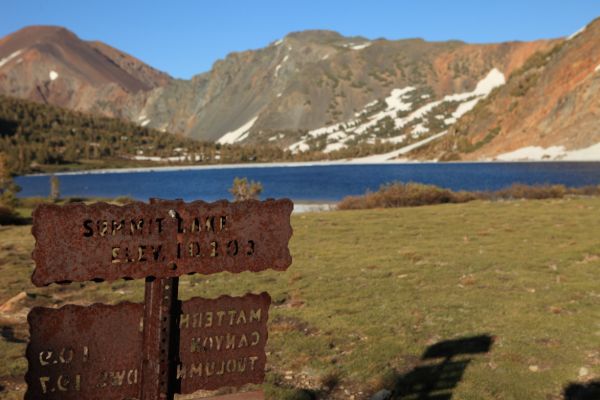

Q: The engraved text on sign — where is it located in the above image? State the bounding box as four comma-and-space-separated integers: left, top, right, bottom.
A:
31, 199, 293, 286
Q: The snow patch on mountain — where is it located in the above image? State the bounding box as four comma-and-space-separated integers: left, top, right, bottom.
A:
563, 143, 600, 160
323, 142, 346, 153
355, 100, 379, 117
444, 98, 480, 125
567, 25, 587, 40
288, 68, 506, 154
473, 68, 505, 95
352, 131, 449, 163
453, 98, 480, 118
274, 55, 289, 77
411, 124, 429, 135
496, 143, 600, 161
385, 87, 415, 110
0, 50, 23, 68
49, 70, 59, 81
217, 116, 258, 145
350, 42, 371, 50
351, 86, 415, 135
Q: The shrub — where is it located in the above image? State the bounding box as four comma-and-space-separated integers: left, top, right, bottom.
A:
229, 177, 263, 202
338, 182, 476, 210
49, 175, 60, 202
337, 182, 600, 210
492, 184, 567, 200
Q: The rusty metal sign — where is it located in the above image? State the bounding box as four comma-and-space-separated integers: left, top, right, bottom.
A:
25, 293, 271, 399
177, 292, 271, 393
25, 302, 144, 400
31, 199, 293, 286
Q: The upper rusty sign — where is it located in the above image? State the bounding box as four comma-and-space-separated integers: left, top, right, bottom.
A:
31, 199, 293, 286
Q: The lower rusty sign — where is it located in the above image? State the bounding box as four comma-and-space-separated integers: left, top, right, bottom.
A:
25, 292, 271, 399
177, 293, 270, 393
25, 302, 143, 400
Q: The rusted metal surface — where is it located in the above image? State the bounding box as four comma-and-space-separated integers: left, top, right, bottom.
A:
177, 292, 271, 393
25, 302, 144, 400
28, 197, 284, 396
25, 293, 271, 399
31, 199, 293, 286
141, 277, 179, 400
140, 198, 180, 400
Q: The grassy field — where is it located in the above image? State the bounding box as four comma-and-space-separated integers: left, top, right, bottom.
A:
1, 198, 600, 399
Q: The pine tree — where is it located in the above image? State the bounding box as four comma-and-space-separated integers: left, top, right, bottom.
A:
50, 175, 60, 202
0, 152, 20, 210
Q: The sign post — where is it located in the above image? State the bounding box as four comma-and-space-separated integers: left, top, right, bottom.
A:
26, 198, 293, 399
140, 276, 178, 400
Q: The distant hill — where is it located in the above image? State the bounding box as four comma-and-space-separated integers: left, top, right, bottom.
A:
0, 21, 598, 161
0, 26, 170, 112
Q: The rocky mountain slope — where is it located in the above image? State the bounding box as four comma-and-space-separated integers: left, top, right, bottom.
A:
0, 22, 598, 161
416, 17, 600, 161
124, 32, 555, 148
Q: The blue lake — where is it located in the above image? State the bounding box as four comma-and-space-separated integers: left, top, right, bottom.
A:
15, 162, 600, 203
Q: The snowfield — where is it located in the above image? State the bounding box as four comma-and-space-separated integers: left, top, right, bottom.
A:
216, 116, 259, 145
351, 131, 448, 163
496, 143, 600, 161
350, 42, 371, 50
567, 25, 587, 40
288, 68, 506, 156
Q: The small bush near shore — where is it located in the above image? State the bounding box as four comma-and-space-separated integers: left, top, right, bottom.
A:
338, 182, 600, 210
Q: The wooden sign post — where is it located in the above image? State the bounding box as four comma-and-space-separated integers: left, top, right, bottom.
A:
26, 198, 293, 399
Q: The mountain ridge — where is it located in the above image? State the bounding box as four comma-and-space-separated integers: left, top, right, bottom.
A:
0, 21, 597, 161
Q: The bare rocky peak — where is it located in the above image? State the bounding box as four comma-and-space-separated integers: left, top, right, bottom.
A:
0, 25, 171, 111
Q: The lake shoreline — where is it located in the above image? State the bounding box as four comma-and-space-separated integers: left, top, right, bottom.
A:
22, 158, 600, 177
17, 162, 600, 203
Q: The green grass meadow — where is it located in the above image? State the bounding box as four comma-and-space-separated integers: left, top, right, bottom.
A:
1, 198, 599, 399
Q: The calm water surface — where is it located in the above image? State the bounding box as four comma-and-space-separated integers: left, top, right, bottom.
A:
15, 162, 600, 202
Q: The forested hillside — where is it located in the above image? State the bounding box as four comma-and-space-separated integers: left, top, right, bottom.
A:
0, 95, 286, 174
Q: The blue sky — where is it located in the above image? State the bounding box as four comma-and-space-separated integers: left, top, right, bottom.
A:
2, 1, 599, 79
